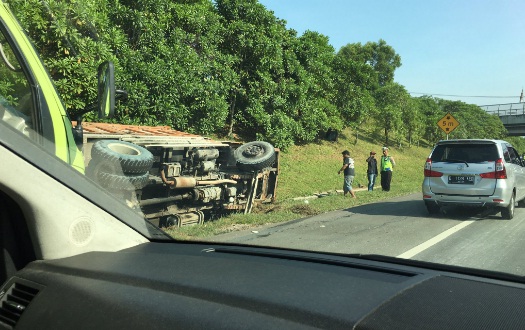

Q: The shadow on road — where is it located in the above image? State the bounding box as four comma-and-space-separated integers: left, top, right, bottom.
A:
346, 199, 504, 221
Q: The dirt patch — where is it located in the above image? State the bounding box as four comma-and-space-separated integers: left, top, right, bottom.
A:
289, 205, 319, 216
221, 223, 253, 233
253, 203, 283, 214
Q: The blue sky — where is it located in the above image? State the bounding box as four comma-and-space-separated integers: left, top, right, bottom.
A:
258, 0, 525, 106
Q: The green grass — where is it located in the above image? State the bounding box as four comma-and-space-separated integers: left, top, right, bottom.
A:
165, 127, 433, 240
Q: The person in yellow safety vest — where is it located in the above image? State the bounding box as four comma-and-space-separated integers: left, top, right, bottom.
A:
380, 147, 396, 191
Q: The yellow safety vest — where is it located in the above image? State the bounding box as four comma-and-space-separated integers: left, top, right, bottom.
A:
381, 156, 394, 171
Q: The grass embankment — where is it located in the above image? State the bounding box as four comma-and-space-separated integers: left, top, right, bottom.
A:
165, 128, 432, 240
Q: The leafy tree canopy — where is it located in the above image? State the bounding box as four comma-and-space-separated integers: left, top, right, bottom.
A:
5, 0, 511, 149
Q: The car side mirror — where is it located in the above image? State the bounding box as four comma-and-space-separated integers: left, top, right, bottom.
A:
97, 61, 115, 119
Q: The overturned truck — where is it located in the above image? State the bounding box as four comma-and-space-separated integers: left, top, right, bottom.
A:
82, 123, 279, 228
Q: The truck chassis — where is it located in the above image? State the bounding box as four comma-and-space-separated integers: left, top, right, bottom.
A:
82, 123, 278, 227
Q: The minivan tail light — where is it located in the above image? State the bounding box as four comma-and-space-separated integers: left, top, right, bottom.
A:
480, 158, 507, 179
424, 158, 443, 177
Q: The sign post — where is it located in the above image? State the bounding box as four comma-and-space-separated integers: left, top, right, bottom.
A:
437, 113, 460, 139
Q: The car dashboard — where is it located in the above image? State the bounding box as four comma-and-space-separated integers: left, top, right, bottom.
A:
2, 242, 525, 330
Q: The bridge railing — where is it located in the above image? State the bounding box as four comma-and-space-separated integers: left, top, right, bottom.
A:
480, 103, 525, 116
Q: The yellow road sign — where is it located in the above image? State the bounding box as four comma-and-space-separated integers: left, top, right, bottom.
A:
437, 112, 460, 134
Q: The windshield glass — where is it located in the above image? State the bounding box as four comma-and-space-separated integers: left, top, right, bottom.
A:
0, 26, 34, 140
5, 0, 525, 278
431, 143, 500, 163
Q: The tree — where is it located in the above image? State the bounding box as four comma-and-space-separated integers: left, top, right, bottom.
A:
373, 83, 409, 145
417, 96, 445, 144
339, 39, 401, 87
404, 98, 424, 147
293, 30, 339, 142
332, 50, 376, 129
217, 0, 291, 141
17, 0, 506, 153
440, 100, 507, 140
110, 0, 234, 134
216, 0, 338, 148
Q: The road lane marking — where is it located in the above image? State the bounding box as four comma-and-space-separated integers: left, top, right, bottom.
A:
396, 220, 476, 259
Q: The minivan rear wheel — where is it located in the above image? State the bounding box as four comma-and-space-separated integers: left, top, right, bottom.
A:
501, 193, 515, 220
518, 198, 525, 207
425, 201, 440, 214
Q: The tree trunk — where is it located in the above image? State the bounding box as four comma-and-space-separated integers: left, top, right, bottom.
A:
227, 94, 237, 137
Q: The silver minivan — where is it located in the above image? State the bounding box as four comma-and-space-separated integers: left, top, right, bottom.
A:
422, 139, 525, 219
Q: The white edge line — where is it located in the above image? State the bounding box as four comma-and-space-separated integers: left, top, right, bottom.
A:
396, 220, 476, 259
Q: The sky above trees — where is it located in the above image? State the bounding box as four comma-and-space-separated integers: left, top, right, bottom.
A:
259, 0, 525, 106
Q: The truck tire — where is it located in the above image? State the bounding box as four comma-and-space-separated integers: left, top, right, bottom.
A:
234, 141, 276, 172
86, 159, 150, 190
91, 140, 154, 174
86, 158, 119, 179
97, 172, 150, 191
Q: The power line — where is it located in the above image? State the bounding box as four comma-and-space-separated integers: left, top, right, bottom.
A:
409, 92, 518, 98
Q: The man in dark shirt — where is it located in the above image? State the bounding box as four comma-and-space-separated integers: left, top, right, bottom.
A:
366, 151, 378, 191
338, 150, 356, 198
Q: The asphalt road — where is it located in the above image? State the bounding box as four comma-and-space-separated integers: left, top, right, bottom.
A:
211, 193, 525, 276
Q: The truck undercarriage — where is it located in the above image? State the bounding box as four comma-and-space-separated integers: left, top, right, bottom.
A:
81, 123, 279, 227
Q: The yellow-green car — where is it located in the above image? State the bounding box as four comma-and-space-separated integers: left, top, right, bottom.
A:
0, 1, 114, 173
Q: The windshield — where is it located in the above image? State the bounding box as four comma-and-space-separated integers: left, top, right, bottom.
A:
4, 0, 525, 279
431, 143, 500, 163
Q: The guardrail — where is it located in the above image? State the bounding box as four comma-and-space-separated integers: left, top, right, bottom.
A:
480, 102, 525, 116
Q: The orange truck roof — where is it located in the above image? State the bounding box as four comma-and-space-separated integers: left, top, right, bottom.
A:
79, 122, 228, 148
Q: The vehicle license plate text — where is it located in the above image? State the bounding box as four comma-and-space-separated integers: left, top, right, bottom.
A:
448, 175, 475, 184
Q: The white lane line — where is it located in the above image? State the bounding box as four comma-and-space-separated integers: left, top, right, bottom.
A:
396, 220, 476, 259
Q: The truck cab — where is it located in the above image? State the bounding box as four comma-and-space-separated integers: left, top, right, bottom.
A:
0, 1, 92, 171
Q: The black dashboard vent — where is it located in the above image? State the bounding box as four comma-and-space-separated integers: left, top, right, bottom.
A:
0, 281, 39, 328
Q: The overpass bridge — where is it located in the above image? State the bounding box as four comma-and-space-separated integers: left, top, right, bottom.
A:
480, 103, 525, 136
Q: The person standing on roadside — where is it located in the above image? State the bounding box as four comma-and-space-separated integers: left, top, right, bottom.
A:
338, 150, 356, 198
380, 147, 396, 192
366, 151, 378, 191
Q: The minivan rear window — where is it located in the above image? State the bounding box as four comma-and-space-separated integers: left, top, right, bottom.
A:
430, 143, 499, 163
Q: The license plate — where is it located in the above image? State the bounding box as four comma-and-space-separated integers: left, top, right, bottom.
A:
448, 175, 475, 184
